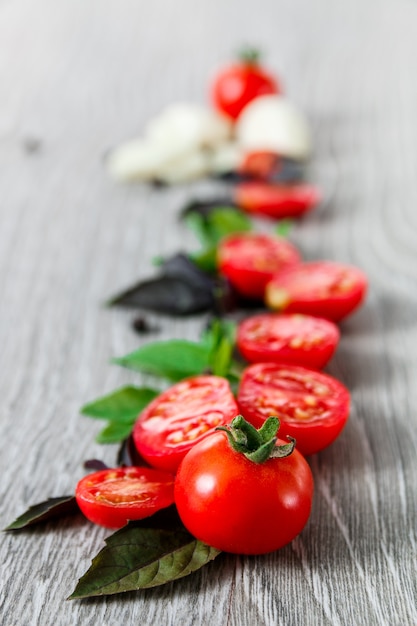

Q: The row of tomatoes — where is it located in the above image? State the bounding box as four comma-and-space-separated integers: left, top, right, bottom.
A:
76, 263, 366, 555
75, 53, 368, 556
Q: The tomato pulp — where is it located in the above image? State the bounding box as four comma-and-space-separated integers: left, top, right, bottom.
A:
265, 260, 368, 321
175, 430, 313, 554
237, 312, 340, 369
217, 232, 301, 300
237, 362, 350, 456
133, 375, 239, 473
75, 466, 175, 529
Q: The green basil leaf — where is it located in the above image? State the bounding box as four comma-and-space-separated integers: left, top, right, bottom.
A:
184, 212, 213, 248
189, 246, 218, 273
202, 318, 237, 378
275, 219, 294, 238
201, 318, 236, 351
69, 522, 221, 598
95, 422, 137, 444
207, 207, 252, 244
4, 496, 79, 531
186, 207, 251, 255
113, 340, 211, 382
209, 336, 234, 378
81, 386, 158, 422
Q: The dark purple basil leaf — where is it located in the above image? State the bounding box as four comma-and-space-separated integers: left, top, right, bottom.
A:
268, 157, 306, 183
117, 434, 149, 467
211, 158, 305, 184
108, 252, 219, 316
160, 253, 215, 291
131, 505, 184, 531
4, 496, 80, 531
69, 519, 221, 598
107, 275, 214, 315
84, 459, 109, 471
210, 170, 248, 183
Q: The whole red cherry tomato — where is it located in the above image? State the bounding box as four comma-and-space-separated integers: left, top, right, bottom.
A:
75, 466, 175, 529
237, 312, 340, 369
133, 375, 238, 473
234, 181, 321, 219
237, 362, 350, 456
211, 49, 280, 120
175, 415, 313, 554
217, 232, 301, 300
265, 260, 368, 321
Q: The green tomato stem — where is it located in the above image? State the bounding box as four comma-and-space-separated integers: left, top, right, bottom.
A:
216, 415, 295, 464
238, 46, 261, 65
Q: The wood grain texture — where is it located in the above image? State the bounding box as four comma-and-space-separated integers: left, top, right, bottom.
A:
1, 0, 416, 624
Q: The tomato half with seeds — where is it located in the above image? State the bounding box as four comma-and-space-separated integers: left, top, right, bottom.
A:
265, 260, 368, 321
234, 181, 321, 219
75, 466, 175, 529
237, 313, 340, 369
217, 232, 301, 300
133, 375, 239, 473
237, 362, 350, 456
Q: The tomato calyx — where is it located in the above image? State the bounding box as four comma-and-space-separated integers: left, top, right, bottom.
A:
216, 415, 295, 463
238, 46, 262, 65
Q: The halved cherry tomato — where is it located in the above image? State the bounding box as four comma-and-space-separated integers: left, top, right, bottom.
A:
238, 151, 282, 180
234, 181, 321, 219
237, 313, 340, 369
133, 375, 238, 473
237, 362, 350, 456
175, 417, 314, 554
211, 49, 280, 120
75, 466, 175, 529
265, 260, 368, 322
217, 232, 301, 300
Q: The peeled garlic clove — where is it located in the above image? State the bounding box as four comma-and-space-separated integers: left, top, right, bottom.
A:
156, 150, 211, 184
207, 141, 242, 175
106, 138, 161, 181
106, 135, 197, 182
236, 95, 312, 161
146, 102, 232, 151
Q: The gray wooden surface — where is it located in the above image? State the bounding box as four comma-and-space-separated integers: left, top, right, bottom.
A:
1, 1, 417, 624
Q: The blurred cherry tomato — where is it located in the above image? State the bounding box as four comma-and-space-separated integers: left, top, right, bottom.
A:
265, 260, 368, 321
211, 49, 280, 120
238, 151, 282, 179
217, 232, 301, 300
237, 312, 340, 369
234, 181, 321, 219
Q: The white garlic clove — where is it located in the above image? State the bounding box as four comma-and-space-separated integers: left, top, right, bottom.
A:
236, 95, 312, 161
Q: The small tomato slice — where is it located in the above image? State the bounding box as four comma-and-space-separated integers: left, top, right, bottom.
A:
217, 232, 301, 300
133, 375, 238, 473
265, 260, 368, 321
234, 181, 321, 219
237, 362, 350, 456
238, 150, 282, 180
237, 313, 340, 369
75, 466, 175, 529
175, 429, 313, 554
